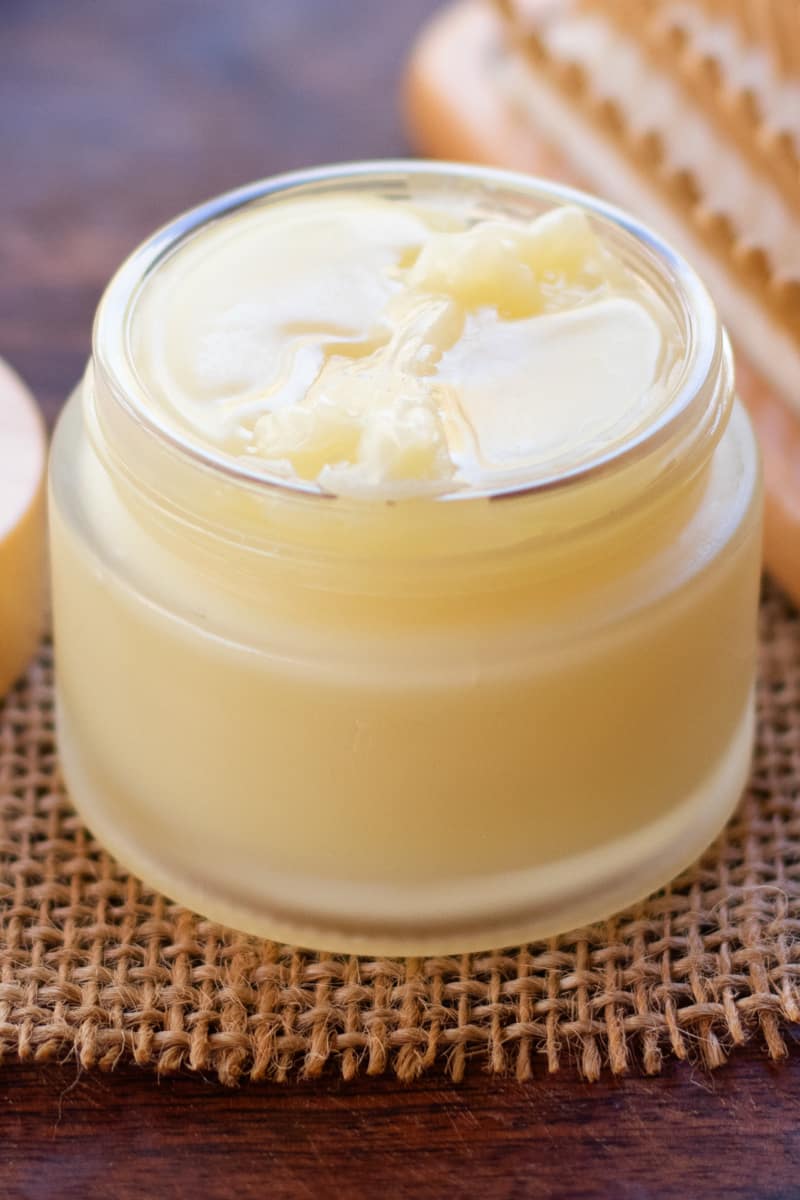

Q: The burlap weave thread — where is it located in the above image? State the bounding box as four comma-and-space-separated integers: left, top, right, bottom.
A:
1, 582, 799, 1084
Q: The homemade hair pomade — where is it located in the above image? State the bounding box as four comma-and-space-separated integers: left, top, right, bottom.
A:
49, 163, 762, 953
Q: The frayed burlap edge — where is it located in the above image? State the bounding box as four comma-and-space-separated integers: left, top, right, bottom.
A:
1, 580, 799, 1085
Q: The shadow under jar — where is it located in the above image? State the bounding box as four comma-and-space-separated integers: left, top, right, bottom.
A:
48, 162, 762, 955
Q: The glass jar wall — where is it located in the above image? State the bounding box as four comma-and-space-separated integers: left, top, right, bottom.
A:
48, 163, 762, 954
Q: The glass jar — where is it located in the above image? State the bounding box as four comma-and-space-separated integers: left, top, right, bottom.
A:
48, 162, 762, 955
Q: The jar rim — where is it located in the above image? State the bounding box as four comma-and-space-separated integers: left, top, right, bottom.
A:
93, 159, 722, 505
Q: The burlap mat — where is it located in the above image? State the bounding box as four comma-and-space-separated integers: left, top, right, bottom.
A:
2, 583, 799, 1085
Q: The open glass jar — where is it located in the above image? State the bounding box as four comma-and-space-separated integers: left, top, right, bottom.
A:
49, 162, 762, 954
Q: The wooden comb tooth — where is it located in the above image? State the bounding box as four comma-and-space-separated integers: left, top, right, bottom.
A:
759, 127, 800, 176
764, 0, 796, 75
695, 207, 737, 253
560, 60, 588, 98
732, 239, 773, 287
495, 0, 527, 42
776, 129, 799, 174
664, 22, 690, 55
787, 0, 800, 75
635, 128, 666, 169
772, 276, 800, 321
777, 0, 796, 75
671, 167, 703, 208
522, 28, 549, 67
597, 96, 625, 136
697, 51, 723, 91
733, 87, 762, 131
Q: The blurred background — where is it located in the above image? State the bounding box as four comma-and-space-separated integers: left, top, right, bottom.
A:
0, 0, 442, 424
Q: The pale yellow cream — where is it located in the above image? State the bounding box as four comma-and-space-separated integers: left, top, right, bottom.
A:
132, 197, 677, 496
49, 169, 762, 954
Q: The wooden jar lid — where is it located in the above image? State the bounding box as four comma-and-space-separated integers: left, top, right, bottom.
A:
0, 357, 46, 698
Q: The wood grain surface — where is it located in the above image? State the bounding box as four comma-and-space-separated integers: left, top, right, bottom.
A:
4, 1049, 800, 1200
1, 2, 798, 1197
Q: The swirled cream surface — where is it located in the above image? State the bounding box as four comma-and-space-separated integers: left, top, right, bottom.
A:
130, 196, 680, 497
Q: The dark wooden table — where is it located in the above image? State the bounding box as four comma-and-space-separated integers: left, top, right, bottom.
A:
2, 2, 799, 1196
